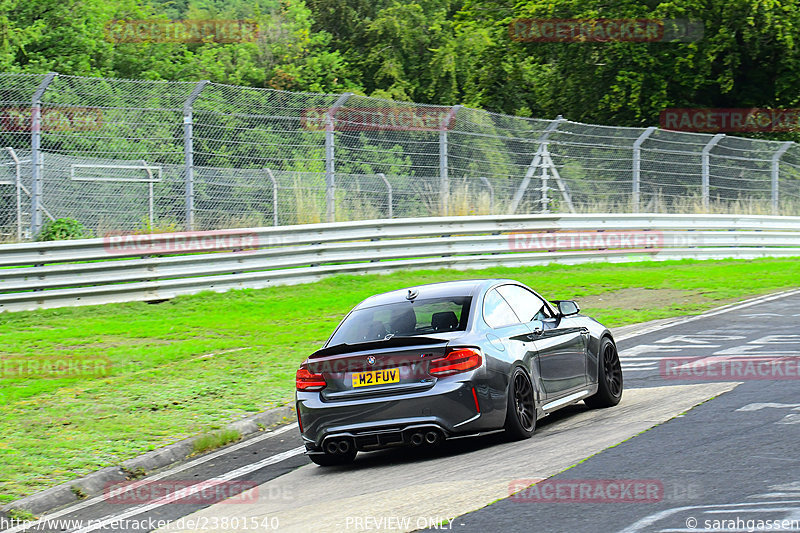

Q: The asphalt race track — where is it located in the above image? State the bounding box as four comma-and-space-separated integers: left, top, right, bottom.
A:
7, 289, 800, 533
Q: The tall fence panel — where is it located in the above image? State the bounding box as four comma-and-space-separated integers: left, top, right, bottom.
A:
2, 72, 800, 239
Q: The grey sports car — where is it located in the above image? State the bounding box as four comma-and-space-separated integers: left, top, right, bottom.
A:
295, 279, 622, 466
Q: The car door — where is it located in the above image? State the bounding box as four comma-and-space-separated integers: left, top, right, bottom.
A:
496, 284, 588, 399
481, 288, 536, 390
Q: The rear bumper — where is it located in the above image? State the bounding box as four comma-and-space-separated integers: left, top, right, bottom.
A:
297, 378, 499, 451
310, 423, 448, 454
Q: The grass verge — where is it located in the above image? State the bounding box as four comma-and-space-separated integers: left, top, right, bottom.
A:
1, 257, 798, 503
191, 430, 241, 456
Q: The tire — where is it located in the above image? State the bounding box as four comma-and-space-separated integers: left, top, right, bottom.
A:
585, 337, 623, 408
504, 367, 537, 440
308, 448, 357, 466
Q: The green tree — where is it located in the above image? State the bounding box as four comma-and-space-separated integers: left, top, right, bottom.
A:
497, 0, 800, 128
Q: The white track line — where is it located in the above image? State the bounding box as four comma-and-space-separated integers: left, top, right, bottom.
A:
614, 288, 800, 342
4, 424, 298, 533
72, 446, 306, 533
617, 500, 800, 533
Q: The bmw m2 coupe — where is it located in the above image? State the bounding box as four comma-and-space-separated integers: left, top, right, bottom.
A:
295, 279, 623, 466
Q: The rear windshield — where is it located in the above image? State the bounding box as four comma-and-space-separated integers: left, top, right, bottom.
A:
328, 297, 472, 346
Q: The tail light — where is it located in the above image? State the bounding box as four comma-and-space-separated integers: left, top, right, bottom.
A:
428, 348, 482, 376
296, 366, 326, 391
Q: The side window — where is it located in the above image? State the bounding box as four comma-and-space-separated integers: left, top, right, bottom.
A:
483, 289, 521, 329
497, 285, 549, 323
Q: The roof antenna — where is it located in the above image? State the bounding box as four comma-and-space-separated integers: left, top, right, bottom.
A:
406, 289, 419, 300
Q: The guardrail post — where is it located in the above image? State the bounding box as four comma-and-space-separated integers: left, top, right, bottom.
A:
265, 168, 278, 226
771, 142, 793, 215
701, 134, 725, 210
30, 72, 56, 237
377, 173, 393, 218
6, 147, 22, 241
632, 126, 656, 212
508, 115, 564, 214
439, 105, 462, 216
325, 93, 353, 223
183, 80, 209, 231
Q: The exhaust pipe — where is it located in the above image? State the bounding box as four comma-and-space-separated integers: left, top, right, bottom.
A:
410, 432, 424, 446
324, 438, 353, 454
325, 440, 339, 454
425, 431, 440, 445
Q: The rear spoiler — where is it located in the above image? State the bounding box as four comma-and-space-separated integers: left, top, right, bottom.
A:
310, 336, 448, 358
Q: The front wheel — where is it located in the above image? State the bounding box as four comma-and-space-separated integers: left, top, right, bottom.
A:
585, 338, 623, 408
504, 367, 537, 440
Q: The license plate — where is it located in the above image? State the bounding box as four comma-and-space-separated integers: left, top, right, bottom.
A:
351, 368, 400, 388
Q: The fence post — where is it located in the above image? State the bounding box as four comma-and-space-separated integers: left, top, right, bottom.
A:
771, 142, 793, 215
377, 173, 393, 218
325, 93, 353, 223
632, 126, 656, 212
265, 168, 278, 226
439, 105, 462, 216
540, 146, 551, 213
6, 147, 22, 241
183, 80, 209, 231
30, 72, 56, 237
508, 115, 564, 214
701, 134, 725, 210
138, 159, 155, 228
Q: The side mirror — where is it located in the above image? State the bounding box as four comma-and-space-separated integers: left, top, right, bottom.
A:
555, 300, 580, 317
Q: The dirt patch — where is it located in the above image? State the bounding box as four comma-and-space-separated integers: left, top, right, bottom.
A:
577, 288, 711, 310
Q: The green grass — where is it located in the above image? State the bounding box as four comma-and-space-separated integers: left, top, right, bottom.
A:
1, 257, 799, 504
6, 508, 36, 521
191, 429, 241, 455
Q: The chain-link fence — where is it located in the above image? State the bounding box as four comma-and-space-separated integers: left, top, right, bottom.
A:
2, 71, 800, 240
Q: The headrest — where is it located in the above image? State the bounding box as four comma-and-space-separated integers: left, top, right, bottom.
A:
431, 311, 459, 331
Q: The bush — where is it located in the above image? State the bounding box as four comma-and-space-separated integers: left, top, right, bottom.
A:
37, 218, 91, 241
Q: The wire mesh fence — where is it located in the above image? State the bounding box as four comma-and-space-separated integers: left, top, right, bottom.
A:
2, 71, 800, 240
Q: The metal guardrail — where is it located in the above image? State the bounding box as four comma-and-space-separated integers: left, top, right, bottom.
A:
3, 214, 800, 313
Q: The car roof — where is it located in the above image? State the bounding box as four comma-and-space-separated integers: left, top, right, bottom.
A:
353, 279, 516, 309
